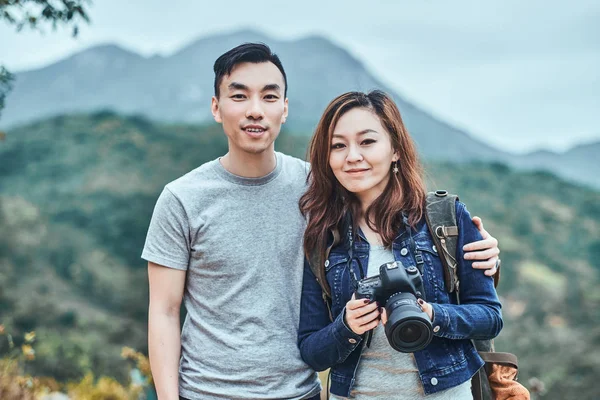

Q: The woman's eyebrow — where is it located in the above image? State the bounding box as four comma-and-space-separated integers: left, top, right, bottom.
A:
357, 129, 378, 136
332, 129, 378, 139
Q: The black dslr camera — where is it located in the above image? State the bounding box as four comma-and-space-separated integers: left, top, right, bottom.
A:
355, 261, 433, 352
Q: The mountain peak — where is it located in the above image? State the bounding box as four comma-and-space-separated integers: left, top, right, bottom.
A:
57, 43, 143, 72
73, 43, 141, 59
175, 28, 275, 57
294, 33, 337, 48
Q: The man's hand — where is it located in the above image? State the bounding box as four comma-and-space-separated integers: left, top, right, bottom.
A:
463, 216, 500, 277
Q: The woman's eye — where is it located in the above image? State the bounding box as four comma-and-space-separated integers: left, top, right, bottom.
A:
331, 143, 345, 149
362, 139, 376, 145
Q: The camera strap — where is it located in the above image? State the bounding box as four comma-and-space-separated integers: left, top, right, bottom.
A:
345, 214, 363, 291
402, 212, 425, 274
345, 213, 373, 348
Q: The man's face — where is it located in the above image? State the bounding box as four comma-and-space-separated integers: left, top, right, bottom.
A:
211, 62, 288, 156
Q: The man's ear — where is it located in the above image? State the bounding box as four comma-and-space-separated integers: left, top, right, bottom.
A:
281, 98, 289, 124
211, 96, 222, 123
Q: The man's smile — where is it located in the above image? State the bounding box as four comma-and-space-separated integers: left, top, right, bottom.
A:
242, 124, 267, 137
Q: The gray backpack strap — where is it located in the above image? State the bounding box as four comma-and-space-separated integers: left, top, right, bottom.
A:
424, 190, 460, 293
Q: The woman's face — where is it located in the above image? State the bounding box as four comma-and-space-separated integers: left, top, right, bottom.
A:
329, 107, 398, 205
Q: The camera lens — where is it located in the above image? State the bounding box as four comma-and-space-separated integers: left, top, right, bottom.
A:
399, 323, 421, 343
384, 292, 433, 352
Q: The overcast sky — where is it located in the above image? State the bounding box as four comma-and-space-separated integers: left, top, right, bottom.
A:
1, 0, 598, 153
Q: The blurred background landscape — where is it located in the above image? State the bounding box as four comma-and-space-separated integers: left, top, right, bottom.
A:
1, 1, 599, 399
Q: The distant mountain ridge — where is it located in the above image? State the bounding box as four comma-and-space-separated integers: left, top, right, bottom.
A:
509, 140, 600, 189
1, 29, 503, 159
1, 29, 598, 188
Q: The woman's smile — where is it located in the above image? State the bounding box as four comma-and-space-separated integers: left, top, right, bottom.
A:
345, 168, 370, 175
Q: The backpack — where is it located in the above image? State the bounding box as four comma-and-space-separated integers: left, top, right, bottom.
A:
425, 190, 529, 400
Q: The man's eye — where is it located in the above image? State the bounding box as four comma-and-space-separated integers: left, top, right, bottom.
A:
264, 94, 279, 100
231, 94, 246, 99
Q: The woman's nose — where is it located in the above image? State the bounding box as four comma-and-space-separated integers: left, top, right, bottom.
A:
346, 145, 363, 162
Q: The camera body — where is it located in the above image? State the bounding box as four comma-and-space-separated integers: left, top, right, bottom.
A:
355, 261, 433, 352
355, 261, 425, 303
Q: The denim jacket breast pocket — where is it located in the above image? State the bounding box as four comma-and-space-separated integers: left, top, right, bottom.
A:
416, 244, 453, 305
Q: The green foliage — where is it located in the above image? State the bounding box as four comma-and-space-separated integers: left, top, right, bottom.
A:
0, 0, 90, 36
0, 326, 152, 399
0, 0, 91, 118
0, 114, 598, 399
0, 66, 14, 119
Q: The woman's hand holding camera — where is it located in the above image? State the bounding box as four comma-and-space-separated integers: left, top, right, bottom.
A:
380, 299, 434, 325
344, 294, 381, 335
417, 298, 433, 321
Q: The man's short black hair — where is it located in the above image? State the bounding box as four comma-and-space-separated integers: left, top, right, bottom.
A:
213, 42, 288, 98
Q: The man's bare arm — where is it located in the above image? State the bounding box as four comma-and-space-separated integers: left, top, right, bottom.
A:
148, 262, 186, 400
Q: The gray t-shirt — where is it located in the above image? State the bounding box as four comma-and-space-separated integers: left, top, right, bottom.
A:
142, 152, 320, 400
331, 246, 472, 400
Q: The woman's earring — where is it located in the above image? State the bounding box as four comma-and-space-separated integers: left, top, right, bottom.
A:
393, 161, 399, 174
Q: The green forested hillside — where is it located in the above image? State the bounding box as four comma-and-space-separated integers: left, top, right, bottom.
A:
0, 113, 598, 398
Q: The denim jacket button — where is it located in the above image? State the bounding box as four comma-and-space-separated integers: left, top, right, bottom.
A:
433, 326, 440, 333
400, 248, 408, 256
324, 260, 330, 267
431, 377, 438, 386
348, 338, 357, 344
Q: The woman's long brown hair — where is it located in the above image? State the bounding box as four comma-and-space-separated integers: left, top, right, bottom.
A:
299, 90, 426, 261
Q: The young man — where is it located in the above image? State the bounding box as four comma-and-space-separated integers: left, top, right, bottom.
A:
142, 43, 501, 400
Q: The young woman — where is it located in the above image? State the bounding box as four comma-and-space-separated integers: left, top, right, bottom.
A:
298, 91, 502, 399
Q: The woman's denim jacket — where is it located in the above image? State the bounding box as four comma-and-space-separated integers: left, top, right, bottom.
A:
298, 202, 503, 397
